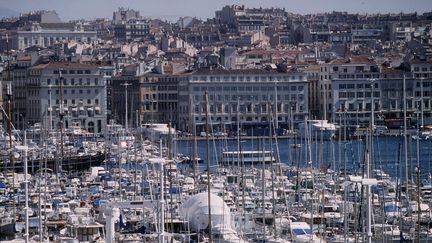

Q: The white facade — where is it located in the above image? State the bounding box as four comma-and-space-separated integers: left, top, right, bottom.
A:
27, 63, 108, 133
17, 23, 97, 50
177, 69, 309, 132
332, 71, 432, 127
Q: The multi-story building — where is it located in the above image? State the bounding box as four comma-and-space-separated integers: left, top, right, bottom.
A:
11, 56, 32, 130
112, 8, 140, 25
331, 60, 432, 127
304, 64, 320, 119
351, 25, 383, 44
331, 70, 381, 127
114, 19, 150, 41
16, 22, 97, 50
99, 66, 116, 121
319, 56, 380, 121
138, 73, 186, 126
110, 64, 141, 128
27, 62, 107, 133
409, 60, 432, 124
177, 68, 309, 134
216, 5, 287, 33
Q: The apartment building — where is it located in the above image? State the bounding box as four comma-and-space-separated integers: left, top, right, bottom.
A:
331, 60, 432, 127
17, 23, 97, 50
319, 56, 380, 121
177, 68, 309, 134
27, 62, 107, 133
138, 73, 187, 126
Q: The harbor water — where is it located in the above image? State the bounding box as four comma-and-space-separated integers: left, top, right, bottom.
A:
175, 135, 432, 181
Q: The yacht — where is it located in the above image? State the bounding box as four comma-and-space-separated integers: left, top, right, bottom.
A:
289, 221, 324, 242
221, 150, 275, 167
298, 120, 337, 140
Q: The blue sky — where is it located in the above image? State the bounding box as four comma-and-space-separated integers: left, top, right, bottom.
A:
2, 0, 431, 21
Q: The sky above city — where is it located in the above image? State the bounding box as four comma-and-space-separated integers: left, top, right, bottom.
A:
1, 0, 431, 21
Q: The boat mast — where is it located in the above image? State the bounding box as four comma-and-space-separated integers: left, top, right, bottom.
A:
59, 69, 65, 178
365, 78, 376, 243
168, 122, 175, 233
5, 34, 16, 219
416, 166, 421, 243
261, 138, 266, 240
189, 96, 198, 189
403, 75, 409, 200
237, 97, 240, 169
23, 132, 29, 243
159, 139, 165, 243
204, 91, 213, 242
268, 101, 277, 237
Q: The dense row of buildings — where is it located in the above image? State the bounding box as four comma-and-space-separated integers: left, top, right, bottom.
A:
0, 6, 431, 134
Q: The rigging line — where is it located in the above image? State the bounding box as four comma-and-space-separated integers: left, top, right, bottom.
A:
0, 103, 23, 142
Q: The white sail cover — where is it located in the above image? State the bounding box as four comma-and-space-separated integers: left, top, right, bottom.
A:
180, 192, 232, 232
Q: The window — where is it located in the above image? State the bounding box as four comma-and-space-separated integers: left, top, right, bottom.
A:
87, 99, 91, 104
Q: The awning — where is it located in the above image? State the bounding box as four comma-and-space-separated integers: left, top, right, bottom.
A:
87, 107, 94, 111
94, 107, 100, 111
71, 107, 78, 111
79, 107, 85, 111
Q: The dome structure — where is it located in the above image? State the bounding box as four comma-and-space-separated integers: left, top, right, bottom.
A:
180, 192, 232, 232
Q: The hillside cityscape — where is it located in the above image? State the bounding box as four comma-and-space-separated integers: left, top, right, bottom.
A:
0, 4, 432, 243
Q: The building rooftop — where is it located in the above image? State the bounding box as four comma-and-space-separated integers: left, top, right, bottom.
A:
192, 67, 303, 75
328, 56, 377, 65
30, 62, 99, 70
